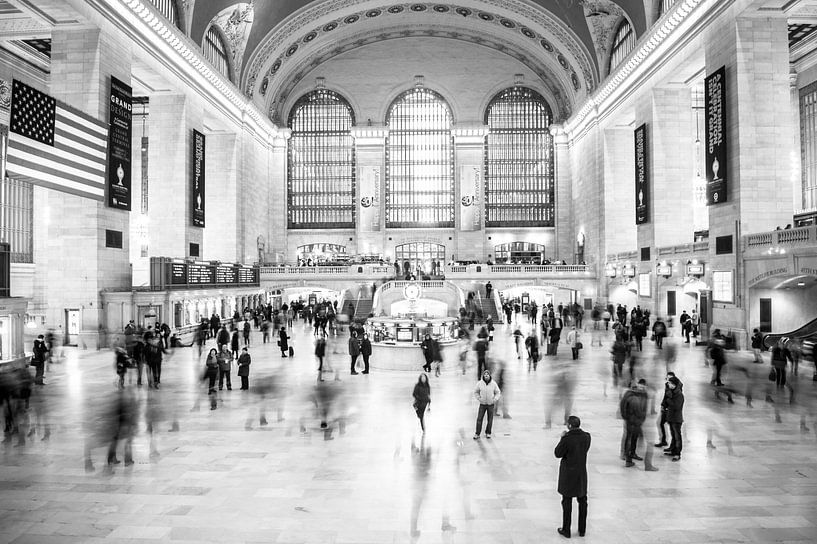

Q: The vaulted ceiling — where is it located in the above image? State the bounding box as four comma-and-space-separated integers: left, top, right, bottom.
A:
188, 0, 649, 121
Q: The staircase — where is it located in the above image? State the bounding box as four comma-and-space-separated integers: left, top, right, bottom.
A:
474, 295, 502, 324
354, 298, 373, 321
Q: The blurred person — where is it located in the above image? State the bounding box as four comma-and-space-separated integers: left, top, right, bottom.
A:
750, 328, 764, 364
566, 326, 582, 360
261, 318, 270, 343
200, 348, 219, 410
652, 317, 667, 349
31, 334, 49, 385
546, 361, 575, 429
493, 359, 511, 419
654, 372, 678, 447
218, 345, 232, 391
412, 373, 431, 433
620, 379, 648, 467
114, 346, 129, 389
132, 337, 145, 387
231, 327, 240, 360
237, 347, 251, 390
243, 320, 251, 347
216, 324, 230, 352
610, 336, 629, 388
409, 436, 432, 539
555, 415, 591, 539
513, 327, 524, 358
473, 368, 501, 439
474, 329, 489, 376
143, 337, 166, 389
315, 333, 327, 380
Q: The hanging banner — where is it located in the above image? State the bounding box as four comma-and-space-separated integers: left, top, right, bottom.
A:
705, 66, 727, 205
358, 165, 381, 232
634, 123, 649, 225
191, 129, 205, 227
107, 76, 132, 210
459, 165, 481, 231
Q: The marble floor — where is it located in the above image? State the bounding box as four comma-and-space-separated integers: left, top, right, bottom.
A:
1, 320, 816, 544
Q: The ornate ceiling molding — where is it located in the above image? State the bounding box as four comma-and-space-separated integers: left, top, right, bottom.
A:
264, 26, 576, 124
242, 0, 598, 108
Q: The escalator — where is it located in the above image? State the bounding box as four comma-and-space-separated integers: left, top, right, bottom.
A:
762, 317, 817, 348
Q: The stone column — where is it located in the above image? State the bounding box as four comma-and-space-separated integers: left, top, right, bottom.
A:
40, 26, 132, 347
704, 13, 795, 338
452, 125, 488, 262
351, 126, 388, 258
269, 129, 290, 262
551, 124, 574, 262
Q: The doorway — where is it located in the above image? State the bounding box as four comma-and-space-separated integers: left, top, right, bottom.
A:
65, 309, 80, 346
759, 298, 772, 332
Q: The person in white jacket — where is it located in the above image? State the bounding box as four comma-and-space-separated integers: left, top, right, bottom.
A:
566, 326, 582, 360
474, 369, 501, 439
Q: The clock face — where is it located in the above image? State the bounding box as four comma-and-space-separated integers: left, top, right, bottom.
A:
404, 283, 421, 300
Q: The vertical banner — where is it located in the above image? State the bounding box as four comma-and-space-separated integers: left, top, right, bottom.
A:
191, 129, 205, 227
634, 123, 649, 225
107, 76, 132, 210
705, 66, 727, 205
358, 165, 381, 232
459, 165, 481, 231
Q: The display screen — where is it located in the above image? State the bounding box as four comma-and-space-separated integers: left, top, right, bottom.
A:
396, 327, 413, 341
187, 263, 214, 284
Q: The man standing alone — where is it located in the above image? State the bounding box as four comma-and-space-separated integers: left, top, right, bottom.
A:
555, 415, 591, 538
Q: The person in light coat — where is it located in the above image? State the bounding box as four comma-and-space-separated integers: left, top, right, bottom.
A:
473, 369, 501, 439
566, 326, 582, 360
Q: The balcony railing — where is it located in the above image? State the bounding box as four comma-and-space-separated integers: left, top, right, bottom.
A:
260, 263, 595, 281
745, 226, 815, 250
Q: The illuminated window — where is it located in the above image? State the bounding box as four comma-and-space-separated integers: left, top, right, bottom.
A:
609, 19, 636, 73
484, 87, 554, 227
148, 0, 181, 30
386, 88, 454, 228
800, 81, 817, 210
658, 0, 677, 18
287, 89, 356, 229
0, 127, 33, 263
494, 242, 546, 264
204, 26, 230, 80
395, 242, 445, 276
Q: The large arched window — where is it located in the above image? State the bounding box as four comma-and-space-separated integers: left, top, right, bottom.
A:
658, 0, 677, 18
484, 87, 554, 227
203, 25, 230, 80
287, 89, 356, 229
149, 0, 181, 30
608, 19, 636, 73
386, 88, 454, 228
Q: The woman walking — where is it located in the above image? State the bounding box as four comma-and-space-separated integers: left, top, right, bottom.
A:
412, 374, 431, 433
204, 348, 219, 410
278, 327, 290, 358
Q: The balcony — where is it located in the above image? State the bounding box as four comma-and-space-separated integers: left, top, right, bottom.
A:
744, 226, 816, 254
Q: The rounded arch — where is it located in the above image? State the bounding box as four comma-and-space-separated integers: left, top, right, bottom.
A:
202, 22, 236, 82
385, 86, 455, 126
287, 88, 356, 128
280, 82, 362, 128
477, 79, 561, 124
483, 86, 554, 126
604, 15, 637, 79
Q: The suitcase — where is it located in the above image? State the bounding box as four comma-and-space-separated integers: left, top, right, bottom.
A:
288, 346, 294, 357
546, 342, 558, 356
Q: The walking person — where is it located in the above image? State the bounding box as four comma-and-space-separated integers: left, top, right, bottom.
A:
473, 369, 501, 439
420, 333, 437, 373
412, 374, 431, 433
751, 328, 764, 364
555, 415, 591, 539
620, 379, 648, 467
278, 327, 290, 358
31, 335, 49, 385
360, 333, 372, 374
349, 332, 361, 375
652, 317, 667, 349
230, 328, 240, 360
237, 347, 251, 390
315, 333, 327, 380
243, 320, 251, 347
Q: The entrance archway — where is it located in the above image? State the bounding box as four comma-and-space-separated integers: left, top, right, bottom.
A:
395, 242, 445, 277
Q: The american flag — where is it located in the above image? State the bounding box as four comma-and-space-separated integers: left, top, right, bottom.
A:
6, 79, 107, 201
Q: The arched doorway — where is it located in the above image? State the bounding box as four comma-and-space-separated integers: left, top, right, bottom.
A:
395, 242, 445, 277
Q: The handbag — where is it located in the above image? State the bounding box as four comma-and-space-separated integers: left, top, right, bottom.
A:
576, 342, 583, 350
768, 369, 776, 382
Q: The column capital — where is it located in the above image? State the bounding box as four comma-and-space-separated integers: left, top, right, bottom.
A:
452, 124, 489, 146
351, 126, 388, 147
790, 67, 799, 90
549, 123, 569, 145
271, 128, 291, 149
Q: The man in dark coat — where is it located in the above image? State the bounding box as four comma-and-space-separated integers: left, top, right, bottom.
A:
31, 335, 49, 385
555, 415, 591, 539
665, 376, 684, 461
360, 333, 372, 374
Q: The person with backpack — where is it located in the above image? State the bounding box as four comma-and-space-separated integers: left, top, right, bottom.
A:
652, 317, 667, 349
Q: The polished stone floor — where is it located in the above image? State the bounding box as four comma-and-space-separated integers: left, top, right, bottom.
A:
1, 319, 816, 544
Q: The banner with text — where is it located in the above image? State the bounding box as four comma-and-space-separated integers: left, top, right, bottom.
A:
459, 165, 481, 231
107, 76, 132, 210
358, 165, 381, 232
634, 123, 649, 225
191, 129, 205, 227
705, 66, 727, 205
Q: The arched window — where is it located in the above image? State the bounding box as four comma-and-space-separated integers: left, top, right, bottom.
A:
608, 19, 636, 73
149, 0, 181, 30
287, 89, 356, 229
386, 88, 454, 228
203, 25, 230, 80
484, 87, 554, 227
658, 0, 677, 18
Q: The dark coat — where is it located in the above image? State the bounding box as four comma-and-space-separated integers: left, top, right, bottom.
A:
620, 388, 648, 425
555, 428, 591, 497
237, 353, 251, 377
665, 385, 684, 423
360, 338, 372, 357
348, 336, 360, 357
278, 330, 290, 350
